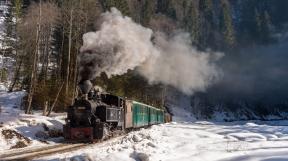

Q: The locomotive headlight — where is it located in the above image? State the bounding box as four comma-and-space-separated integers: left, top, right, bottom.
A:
77, 107, 86, 110
75, 106, 87, 114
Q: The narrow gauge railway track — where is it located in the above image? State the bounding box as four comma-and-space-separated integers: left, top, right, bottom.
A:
0, 134, 126, 161
0, 143, 86, 161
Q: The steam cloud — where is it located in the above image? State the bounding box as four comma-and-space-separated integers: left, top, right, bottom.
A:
79, 8, 223, 95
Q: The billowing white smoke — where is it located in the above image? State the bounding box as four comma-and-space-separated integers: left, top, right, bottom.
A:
79, 8, 223, 95
139, 32, 223, 94
79, 8, 155, 80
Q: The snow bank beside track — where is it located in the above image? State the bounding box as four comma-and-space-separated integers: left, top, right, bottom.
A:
0, 91, 65, 150
37, 120, 288, 161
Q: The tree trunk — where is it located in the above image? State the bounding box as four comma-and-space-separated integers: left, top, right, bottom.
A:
26, 0, 42, 114
58, 28, 65, 80
161, 85, 166, 109
72, 49, 78, 103
65, 8, 73, 96
47, 82, 64, 116
26, 32, 39, 114
43, 101, 48, 116
40, 31, 48, 84
44, 26, 52, 82
9, 59, 22, 92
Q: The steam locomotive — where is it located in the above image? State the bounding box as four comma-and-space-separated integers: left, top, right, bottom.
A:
63, 80, 172, 141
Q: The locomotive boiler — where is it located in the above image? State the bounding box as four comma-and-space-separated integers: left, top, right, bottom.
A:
63, 80, 171, 142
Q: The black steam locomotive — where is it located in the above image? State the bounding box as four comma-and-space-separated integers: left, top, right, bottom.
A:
63, 80, 171, 141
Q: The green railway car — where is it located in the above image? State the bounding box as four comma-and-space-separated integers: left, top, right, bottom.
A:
149, 107, 158, 125
157, 110, 164, 123
132, 101, 149, 127
131, 101, 164, 128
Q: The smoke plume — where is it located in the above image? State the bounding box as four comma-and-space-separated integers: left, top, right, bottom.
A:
79, 8, 223, 95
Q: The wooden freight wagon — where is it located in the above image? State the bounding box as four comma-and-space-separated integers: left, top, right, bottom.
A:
124, 100, 133, 129
164, 113, 172, 122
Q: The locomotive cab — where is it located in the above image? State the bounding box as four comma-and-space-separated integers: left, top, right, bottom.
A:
98, 94, 124, 121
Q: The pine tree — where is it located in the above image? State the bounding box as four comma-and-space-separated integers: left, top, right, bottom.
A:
260, 11, 272, 43
156, 0, 176, 20
141, 0, 155, 26
254, 9, 272, 44
8, 0, 23, 91
237, 0, 259, 45
185, 1, 200, 46
198, 0, 215, 49
100, 0, 130, 16
3, 0, 22, 55
116, 0, 130, 16
220, 0, 235, 47
255, 8, 261, 34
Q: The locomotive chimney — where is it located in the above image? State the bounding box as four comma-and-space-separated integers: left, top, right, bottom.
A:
78, 79, 93, 95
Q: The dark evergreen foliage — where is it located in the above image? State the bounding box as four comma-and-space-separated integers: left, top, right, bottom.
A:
2, 0, 288, 112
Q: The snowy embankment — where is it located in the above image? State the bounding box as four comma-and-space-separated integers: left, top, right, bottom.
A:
36, 120, 288, 161
0, 91, 65, 150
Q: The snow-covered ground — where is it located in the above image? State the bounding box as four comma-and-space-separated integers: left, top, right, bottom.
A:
2, 91, 288, 161
34, 120, 288, 161
0, 91, 65, 150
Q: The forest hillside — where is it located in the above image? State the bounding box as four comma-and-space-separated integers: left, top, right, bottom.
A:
0, 0, 288, 120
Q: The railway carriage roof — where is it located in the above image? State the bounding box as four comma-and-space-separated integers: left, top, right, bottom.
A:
131, 100, 163, 111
